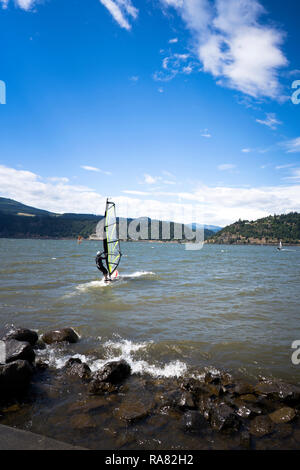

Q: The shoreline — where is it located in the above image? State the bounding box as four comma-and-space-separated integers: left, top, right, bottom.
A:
0, 236, 300, 246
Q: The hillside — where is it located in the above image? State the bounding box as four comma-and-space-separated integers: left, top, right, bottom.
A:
0, 197, 213, 241
207, 212, 300, 245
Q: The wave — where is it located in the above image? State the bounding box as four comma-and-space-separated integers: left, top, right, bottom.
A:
37, 337, 188, 379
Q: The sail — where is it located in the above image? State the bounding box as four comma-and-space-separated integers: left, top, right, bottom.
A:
103, 199, 122, 275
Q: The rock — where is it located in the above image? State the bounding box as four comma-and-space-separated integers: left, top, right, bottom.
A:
234, 383, 255, 396
115, 400, 153, 424
255, 380, 300, 405
269, 407, 296, 424
64, 358, 91, 382
182, 410, 208, 433
0, 360, 34, 396
239, 431, 251, 449
0, 326, 38, 346
239, 394, 257, 403
70, 414, 96, 430
235, 401, 262, 419
4, 339, 35, 364
41, 328, 79, 345
210, 403, 239, 432
273, 424, 293, 439
249, 415, 275, 437
91, 360, 131, 385
88, 381, 119, 395
205, 372, 221, 385
197, 395, 213, 420
158, 389, 195, 410
35, 359, 49, 371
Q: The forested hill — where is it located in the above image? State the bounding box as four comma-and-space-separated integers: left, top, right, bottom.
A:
0, 197, 214, 241
207, 213, 300, 245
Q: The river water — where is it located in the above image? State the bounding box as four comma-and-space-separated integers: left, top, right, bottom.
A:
1, 238, 300, 383
1, 238, 300, 449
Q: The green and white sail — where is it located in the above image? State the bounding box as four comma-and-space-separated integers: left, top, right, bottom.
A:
103, 199, 122, 275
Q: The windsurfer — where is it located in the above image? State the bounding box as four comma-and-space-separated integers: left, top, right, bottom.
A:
96, 251, 110, 282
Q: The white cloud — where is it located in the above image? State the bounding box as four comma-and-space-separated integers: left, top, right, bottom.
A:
218, 164, 236, 171
256, 112, 282, 130
169, 38, 178, 44
161, 0, 288, 99
1, 164, 300, 226
281, 137, 300, 154
154, 52, 194, 82
201, 129, 211, 138
0, 0, 9, 9
284, 168, 300, 182
1, 0, 36, 9
242, 148, 251, 153
144, 174, 158, 184
81, 165, 112, 175
99, 0, 138, 30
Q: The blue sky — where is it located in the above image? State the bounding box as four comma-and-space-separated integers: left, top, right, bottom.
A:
0, 0, 299, 225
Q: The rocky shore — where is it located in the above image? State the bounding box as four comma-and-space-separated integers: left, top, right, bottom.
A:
1, 325, 300, 450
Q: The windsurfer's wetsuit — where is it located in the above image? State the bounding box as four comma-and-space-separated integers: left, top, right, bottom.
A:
95, 252, 109, 281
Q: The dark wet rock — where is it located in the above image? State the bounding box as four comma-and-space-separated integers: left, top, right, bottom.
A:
35, 359, 49, 371
67, 396, 108, 415
182, 410, 208, 433
42, 328, 79, 345
88, 380, 119, 395
234, 400, 262, 419
269, 407, 296, 424
234, 383, 255, 396
254, 380, 300, 405
249, 415, 275, 437
64, 358, 91, 382
0, 360, 33, 396
33, 339, 46, 350
273, 424, 293, 439
197, 395, 213, 420
4, 339, 35, 364
210, 402, 239, 432
115, 398, 153, 424
0, 326, 38, 346
70, 413, 96, 430
239, 394, 257, 403
239, 431, 251, 449
205, 372, 221, 385
91, 360, 131, 385
157, 389, 195, 411
220, 372, 234, 387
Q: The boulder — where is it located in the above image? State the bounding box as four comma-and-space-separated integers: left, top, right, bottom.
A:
249, 415, 275, 437
210, 402, 239, 432
0, 360, 34, 396
88, 381, 119, 395
42, 328, 79, 345
64, 358, 91, 382
254, 380, 300, 405
4, 339, 35, 364
0, 326, 38, 346
269, 407, 296, 424
91, 360, 131, 385
158, 389, 195, 410
182, 410, 208, 433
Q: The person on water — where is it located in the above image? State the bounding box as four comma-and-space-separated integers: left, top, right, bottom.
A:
95, 251, 110, 282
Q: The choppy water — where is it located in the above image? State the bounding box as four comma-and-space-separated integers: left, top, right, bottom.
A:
1, 238, 300, 383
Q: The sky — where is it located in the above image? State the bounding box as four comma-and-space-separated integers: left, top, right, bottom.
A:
0, 0, 299, 226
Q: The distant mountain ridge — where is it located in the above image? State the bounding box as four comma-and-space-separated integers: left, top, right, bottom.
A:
207, 213, 300, 245
0, 197, 214, 241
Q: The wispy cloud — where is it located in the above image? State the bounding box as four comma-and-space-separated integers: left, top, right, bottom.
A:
168, 38, 178, 44
201, 129, 212, 138
99, 0, 138, 30
81, 165, 112, 175
281, 137, 300, 154
154, 52, 194, 82
160, 0, 288, 99
218, 163, 236, 171
1, 0, 36, 9
256, 113, 282, 130
242, 148, 251, 153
